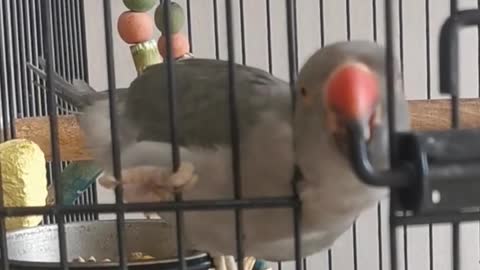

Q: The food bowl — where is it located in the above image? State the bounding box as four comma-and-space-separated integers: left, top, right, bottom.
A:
4, 219, 212, 269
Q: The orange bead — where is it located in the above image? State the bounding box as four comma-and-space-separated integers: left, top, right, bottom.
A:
117, 11, 154, 44
157, 33, 190, 59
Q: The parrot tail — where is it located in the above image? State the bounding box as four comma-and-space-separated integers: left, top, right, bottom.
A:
26, 57, 96, 109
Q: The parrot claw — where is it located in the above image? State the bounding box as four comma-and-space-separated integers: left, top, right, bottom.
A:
97, 162, 198, 203
45, 185, 55, 205
167, 162, 198, 192
97, 176, 118, 189
143, 212, 158, 219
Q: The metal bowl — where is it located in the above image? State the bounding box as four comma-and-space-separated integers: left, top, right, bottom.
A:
4, 220, 212, 270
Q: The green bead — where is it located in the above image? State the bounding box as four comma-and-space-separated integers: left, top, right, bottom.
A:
154, 1, 185, 34
122, 0, 156, 12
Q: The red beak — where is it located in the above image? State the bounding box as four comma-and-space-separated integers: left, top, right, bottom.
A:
325, 63, 379, 122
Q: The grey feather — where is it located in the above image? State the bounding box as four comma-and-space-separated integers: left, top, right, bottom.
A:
125, 58, 292, 148
26, 57, 129, 109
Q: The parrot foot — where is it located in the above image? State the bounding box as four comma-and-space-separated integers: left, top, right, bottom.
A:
97, 162, 198, 202
143, 212, 160, 219
167, 162, 198, 192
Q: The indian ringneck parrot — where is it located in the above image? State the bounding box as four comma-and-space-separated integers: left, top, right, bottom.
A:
28, 40, 410, 262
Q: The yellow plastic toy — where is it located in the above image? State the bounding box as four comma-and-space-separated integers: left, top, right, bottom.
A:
0, 139, 48, 230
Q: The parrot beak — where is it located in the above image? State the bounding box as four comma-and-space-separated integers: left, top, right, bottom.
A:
324, 62, 380, 148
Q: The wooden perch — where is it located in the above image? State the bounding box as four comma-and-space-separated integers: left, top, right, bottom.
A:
408, 98, 480, 130
11, 98, 480, 162
15, 115, 93, 162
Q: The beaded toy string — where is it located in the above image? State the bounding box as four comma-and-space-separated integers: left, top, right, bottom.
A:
118, 0, 192, 75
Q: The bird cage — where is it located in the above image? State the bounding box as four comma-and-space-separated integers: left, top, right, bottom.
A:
0, 0, 480, 270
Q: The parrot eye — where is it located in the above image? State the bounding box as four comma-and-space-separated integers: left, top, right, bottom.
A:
300, 87, 307, 96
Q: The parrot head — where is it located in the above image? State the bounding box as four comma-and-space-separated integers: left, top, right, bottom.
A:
294, 40, 409, 170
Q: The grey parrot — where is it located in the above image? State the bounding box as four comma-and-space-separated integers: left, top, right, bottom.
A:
28, 40, 410, 262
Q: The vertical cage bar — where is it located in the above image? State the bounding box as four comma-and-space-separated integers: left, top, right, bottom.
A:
65, 0, 76, 116
0, 0, 10, 141
64, 0, 74, 85
22, 0, 34, 117
319, 0, 325, 47
38, 0, 48, 117
398, 0, 404, 75
266, 0, 273, 74
385, 0, 397, 168
69, 0, 80, 82
285, 0, 302, 270
102, 1, 127, 269
372, 3, 384, 270
425, 0, 432, 100
429, 224, 434, 270
286, 0, 297, 106
478, 0, 480, 98
213, 0, 220, 60
4, 0, 16, 139
402, 0, 408, 262
449, 0, 459, 129
377, 204, 383, 270
389, 204, 398, 270
345, 3, 359, 269
41, 0, 68, 268
30, 0, 43, 117
424, 1, 435, 270
11, 0, 25, 118
385, 0, 398, 270
186, 0, 192, 53
11, 1, 26, 117
328, 250, 333, 270
52, 1, 61, 116
478, 0, 480, 264
346, 0, 351, 40
293, 0, 298, 71
79, 0, 89, 82
57, 0, 66, 85
403, 218, 408, 270
448, 2, 460, 270
224, 0, 245, 269
239, 0, 246, 65
77, 0, 94, 220
0, 163, 8, 270
160, 1, 186, 269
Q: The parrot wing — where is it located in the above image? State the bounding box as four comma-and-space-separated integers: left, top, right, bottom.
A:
125, 58, 293, 148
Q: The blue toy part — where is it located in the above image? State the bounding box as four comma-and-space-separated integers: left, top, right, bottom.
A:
253, 259, 269, 270
59, 160, 103, 205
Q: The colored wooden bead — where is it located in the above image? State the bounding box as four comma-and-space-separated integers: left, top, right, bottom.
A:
154, 1, 185, 34
117, 11, 154, 44
157, 33, 190, 59
130, 40, 162, 75
122, 0, 157, 12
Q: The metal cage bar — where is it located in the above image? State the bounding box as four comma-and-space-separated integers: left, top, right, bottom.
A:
449, 1, 461, 268
160, 1, 187, 270
40, 1, 69, 269
224, 0, 246, 269
102, 1, 129, 269
2, 0, 480, 270
284, 1, 303, 270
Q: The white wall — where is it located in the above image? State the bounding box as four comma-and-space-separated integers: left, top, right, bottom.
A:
83, 1, 480, 269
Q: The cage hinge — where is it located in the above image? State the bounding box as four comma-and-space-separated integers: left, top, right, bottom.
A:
349, 125, 480, 215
